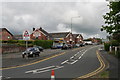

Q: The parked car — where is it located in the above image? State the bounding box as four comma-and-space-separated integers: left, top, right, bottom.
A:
51, 45, 58, 49
57, 44, 63, 49
67, 44, 73, 49
34, 46, 44, 52
22, 47, 40, 58
75, 44, 80, 47
80, 43, 85, 47
61, 44, 69, 50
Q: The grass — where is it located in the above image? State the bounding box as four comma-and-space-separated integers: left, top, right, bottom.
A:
91, 71, 109, 78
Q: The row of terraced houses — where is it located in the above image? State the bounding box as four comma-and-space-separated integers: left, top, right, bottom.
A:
0, 27, 84, 44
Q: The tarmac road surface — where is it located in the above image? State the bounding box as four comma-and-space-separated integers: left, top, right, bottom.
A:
2, 45, 104, 80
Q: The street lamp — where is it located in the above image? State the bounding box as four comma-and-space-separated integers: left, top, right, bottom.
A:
71, 16, 80, 33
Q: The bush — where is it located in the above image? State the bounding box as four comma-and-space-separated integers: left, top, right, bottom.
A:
104, 42, 110, 51
7, 40, 18, 43
34, 40, 53, 49
117, 50, 120, 58
2, 40, 53, 49
110, 40, 119, 46
2, 40, 8, 43
17, 43, 33, 47
18, 40, 26, 44
104, 40, 120, 58
104, 40, 119, 51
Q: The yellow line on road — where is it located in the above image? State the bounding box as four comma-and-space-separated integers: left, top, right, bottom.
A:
0, 47, 83, 70
0, 52, 66, 70
75, 51, 106, 79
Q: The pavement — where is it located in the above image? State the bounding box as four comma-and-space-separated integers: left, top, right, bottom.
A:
99, 47, 119, 79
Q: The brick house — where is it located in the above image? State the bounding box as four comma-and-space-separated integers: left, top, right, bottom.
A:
30, 27, 51, 40
91, 37, 101, 44
0, 28, 13, 40
50, 32, 75, 44
73, 34, 83, 44
14, 35, 23, 40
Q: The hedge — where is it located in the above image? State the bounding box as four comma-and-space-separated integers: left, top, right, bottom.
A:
104, 40, 119, 51
104, 42, 110, 51
2, 40, 53, 49
34, 40, 53, 49
104, 40, 120, 58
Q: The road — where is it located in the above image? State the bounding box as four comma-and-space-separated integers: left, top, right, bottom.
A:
2, 45, 104, 80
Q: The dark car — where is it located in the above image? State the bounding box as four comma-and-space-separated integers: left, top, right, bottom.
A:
80, 43, 85, 47
34, 46, 44, 52
61, 44, 69, 50
67, 44, 73, 49
22, 47, 40, 58
51, 45, 58, 49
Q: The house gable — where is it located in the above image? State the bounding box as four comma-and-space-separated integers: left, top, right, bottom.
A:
30, 27, 50, 40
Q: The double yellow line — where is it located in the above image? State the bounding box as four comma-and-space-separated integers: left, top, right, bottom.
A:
76, 51, 107, 79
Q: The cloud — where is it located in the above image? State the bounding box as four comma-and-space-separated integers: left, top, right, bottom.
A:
2, 2, 109, 39
56, 23, 71, 32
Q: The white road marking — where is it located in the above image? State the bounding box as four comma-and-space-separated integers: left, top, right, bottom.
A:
0, 76, 2, 79
33, 66, 64, 74
78, 56, 81, 59
26, 46, 98, 74
70, 60, 78, 64
25, 66, 55, 73
70, 56, 74, 59
61, 60, 68, 64
0, 76, 11, 79
74, 54, 78, 56
81, 54, 84, 56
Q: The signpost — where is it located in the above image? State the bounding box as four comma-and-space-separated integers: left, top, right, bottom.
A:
23, 30, 30, 49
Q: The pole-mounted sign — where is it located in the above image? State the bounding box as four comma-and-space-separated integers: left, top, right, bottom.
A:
23, 30, 30, 49
23, 30, 30, 40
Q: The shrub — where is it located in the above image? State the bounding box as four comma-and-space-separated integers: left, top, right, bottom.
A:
104, 40, 119, 51
104, 42, 110, 51
34, 40, 53, 48
7, 40, 18, 43
18, 40, 26, 44
2, 40, 53, 49
2, 40, 8, 43
110, 40, 119, 46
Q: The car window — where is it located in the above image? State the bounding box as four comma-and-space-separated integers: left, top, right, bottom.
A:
27, 48, 34, 51
34, 48, 39, 51
39, 47, 42, 48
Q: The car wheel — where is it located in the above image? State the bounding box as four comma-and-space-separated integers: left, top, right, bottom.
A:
22, 54, 25, 58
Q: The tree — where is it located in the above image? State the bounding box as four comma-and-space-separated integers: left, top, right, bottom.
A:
101, 1, 120, 34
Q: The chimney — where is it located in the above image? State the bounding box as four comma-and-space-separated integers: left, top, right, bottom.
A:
40, 27, 42, 30
33, 27, 35, 31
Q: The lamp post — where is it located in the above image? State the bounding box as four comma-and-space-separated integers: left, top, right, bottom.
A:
71, 16, 80, 33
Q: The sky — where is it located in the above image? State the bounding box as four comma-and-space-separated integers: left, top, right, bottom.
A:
1, 0, 110, 39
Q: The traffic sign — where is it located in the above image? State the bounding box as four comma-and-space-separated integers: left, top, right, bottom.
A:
23, 30, 30, 40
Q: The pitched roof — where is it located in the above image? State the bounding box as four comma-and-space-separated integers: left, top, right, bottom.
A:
73, 34, 79, 38
39, 27, 51, 37
14, 35, 22, 37
31, 27, 52, 37
73, 34, 83, 39
50, 32, 70, 38
0, 28, 13, 36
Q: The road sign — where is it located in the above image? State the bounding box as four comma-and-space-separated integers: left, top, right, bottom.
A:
23, 30, 30, 40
